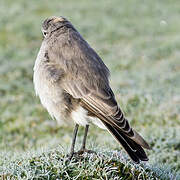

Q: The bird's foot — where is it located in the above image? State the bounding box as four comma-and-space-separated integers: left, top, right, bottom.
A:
75, 148, 96, 155
67, 152, 74, 161
67, 148, 96, 161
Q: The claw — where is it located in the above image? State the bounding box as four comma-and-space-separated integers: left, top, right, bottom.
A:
67, 148, 96, 160
76, 148, 96, 155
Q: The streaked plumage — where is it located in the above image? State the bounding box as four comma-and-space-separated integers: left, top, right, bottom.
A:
33, 16, 151, 163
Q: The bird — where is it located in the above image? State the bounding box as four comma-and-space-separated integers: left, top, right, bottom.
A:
33, 16, 151, 163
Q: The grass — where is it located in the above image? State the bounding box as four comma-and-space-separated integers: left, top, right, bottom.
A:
0, 0, 180, 179
0, 148, 159, 179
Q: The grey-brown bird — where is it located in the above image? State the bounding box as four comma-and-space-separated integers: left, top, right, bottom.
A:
33, 16, 151, 163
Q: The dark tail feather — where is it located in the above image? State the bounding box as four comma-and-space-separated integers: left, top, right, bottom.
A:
80, 100, 149, 162
102, 121, 149, 163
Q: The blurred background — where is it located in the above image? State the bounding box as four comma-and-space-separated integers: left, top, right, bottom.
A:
0, 0, 179, 178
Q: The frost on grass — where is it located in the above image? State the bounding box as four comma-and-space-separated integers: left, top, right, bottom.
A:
0, 148, 159, 180
0, 0, 180, 179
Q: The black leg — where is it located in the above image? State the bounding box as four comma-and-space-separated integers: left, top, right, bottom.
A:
69, 124, 79, 159
81, 125, 89, 149
68, 124, 95, 159
76, 125, 95, 155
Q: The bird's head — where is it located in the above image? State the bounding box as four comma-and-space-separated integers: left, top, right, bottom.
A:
41, 16, 69, 38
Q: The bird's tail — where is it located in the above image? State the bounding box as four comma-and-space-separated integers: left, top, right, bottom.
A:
98, 110, 151, 163
101, 120, 149, 163
81, 100, 151, 163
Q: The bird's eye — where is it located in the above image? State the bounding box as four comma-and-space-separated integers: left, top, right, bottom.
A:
42, 31, 48, 37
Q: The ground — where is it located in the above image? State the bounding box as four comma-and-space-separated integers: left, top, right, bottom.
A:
0, 0, 179, 179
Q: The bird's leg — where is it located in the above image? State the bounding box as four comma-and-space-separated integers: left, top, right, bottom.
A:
81, 124, 89, 149
68, 124, 79, 159
77, 125, 95, 155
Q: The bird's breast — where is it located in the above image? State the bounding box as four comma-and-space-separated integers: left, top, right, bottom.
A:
33, 49, 68, 125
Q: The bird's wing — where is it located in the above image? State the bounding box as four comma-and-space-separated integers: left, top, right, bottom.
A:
47, 28, 150, 152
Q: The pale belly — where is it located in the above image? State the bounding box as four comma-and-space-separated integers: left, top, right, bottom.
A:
71, 106, 106, 129
33, 68, 66, 125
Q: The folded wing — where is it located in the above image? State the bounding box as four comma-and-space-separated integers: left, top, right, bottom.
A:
47, 25, 150, 162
